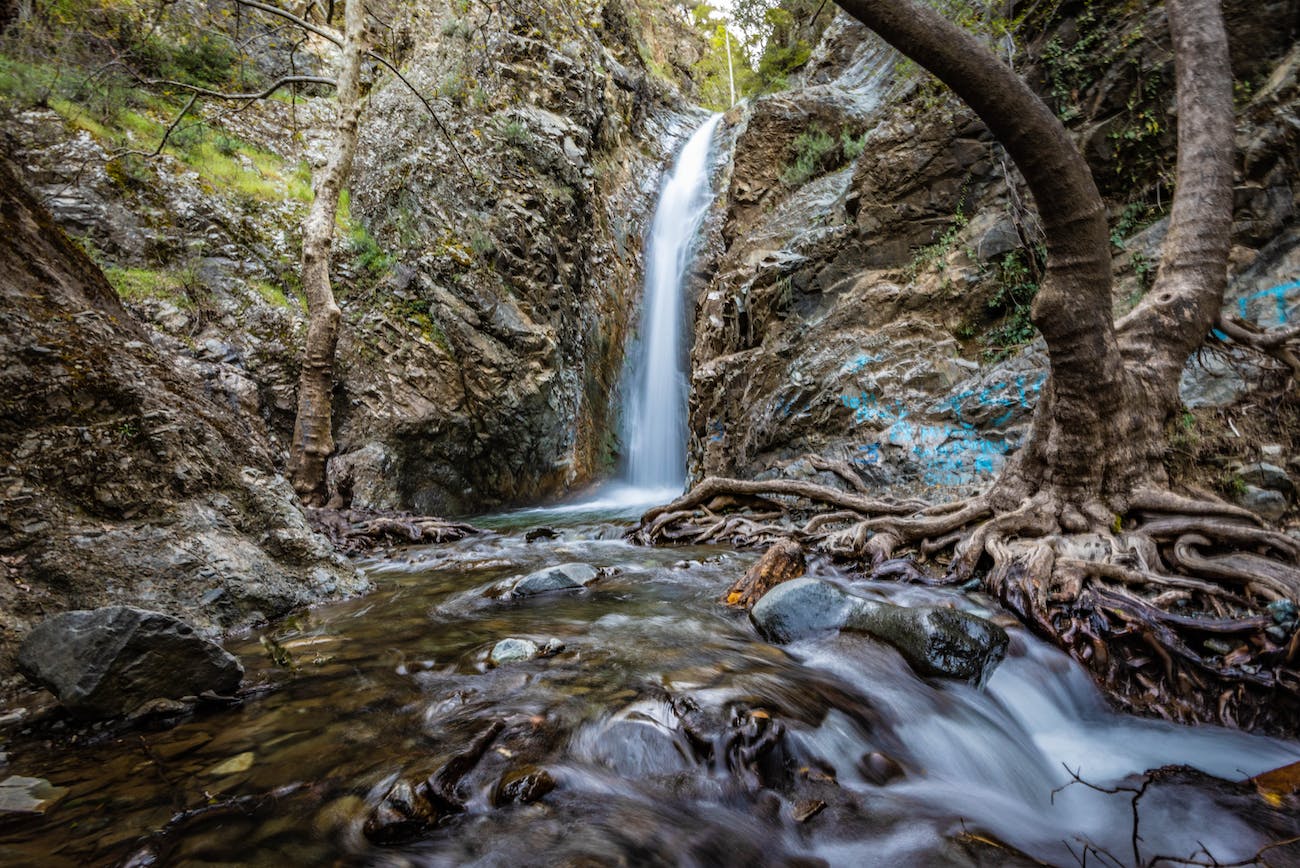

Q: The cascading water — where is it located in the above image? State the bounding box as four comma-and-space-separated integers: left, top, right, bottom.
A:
619, 114, 723, 498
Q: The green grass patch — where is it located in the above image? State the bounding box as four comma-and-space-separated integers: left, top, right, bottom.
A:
252, 279, 302, 311
104, 266, 193, 308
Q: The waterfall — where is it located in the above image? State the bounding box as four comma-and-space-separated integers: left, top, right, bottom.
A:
619, 114, 723, 497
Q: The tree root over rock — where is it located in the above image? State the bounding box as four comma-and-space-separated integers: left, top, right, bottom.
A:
632, 472, 1300, 734
307, 507, 479, 555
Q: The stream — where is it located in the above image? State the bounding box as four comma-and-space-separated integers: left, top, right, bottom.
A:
1, 502, 1298, 866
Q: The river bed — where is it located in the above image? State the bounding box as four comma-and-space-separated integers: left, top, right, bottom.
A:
1, 504, 1297, 866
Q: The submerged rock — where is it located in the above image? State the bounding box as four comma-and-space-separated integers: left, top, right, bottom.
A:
749, 578, 1008, 683
0, 776, 67, 816
511, 562, 599, 596
490, 638, 541, 666
17, 607, 243, 718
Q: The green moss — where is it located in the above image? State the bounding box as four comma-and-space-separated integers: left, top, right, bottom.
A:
252, 280, 302, 311
104, 266, 194, 308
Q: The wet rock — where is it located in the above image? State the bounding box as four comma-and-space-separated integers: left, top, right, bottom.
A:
525, 527, 559, 542
490, 638, 541, 666
540, 638, 566, 657
363, 780, 434, 844
724, 540, 807, 609
491, 766, 557, 806
1241, 485, 1288, 522
749, 577, 856, 643
0, 775, 67, 816
845, 604, 1010, 684
858, 751, 905, 785
17, 607, 243, 719
792, 799, 826, 823
750, 578, 1008, 682
511, 562, 598, 596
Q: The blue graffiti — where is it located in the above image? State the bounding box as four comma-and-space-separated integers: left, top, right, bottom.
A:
840, 392, 910, 426
942, 373, 1046, 430
1237, 280, 1300, 324
855, 443, 882, 466
843, 352, 886, 375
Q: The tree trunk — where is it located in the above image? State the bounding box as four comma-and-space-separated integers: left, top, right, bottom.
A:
833, 0, 1234, 523
287, 0, 367, 505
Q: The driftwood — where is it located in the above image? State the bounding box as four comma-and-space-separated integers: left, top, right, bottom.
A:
723, 539, 807, 609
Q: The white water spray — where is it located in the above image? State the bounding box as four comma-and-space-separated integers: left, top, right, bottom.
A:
620, 115, 723, 498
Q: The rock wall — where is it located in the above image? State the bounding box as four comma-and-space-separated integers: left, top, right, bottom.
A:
0, 0, 709, 516
0, 159, 365, 690
341, 0, 708, 514
689, 3, 1300, 512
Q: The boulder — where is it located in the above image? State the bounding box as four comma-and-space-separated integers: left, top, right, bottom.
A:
845, 603, 1009, 684
748, 577, 856, 643
17, 607, 243, 718
511, 562, 598, 596
749, 578, 1008, 683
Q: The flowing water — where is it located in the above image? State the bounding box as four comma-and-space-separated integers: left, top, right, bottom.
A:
620, 114, 723, 496
4, 115, 1298, 867
1, 508, 1296, 866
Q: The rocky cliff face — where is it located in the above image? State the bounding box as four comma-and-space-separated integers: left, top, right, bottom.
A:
0, 159, 366, 690
339, 0, 708, 514
0, 0, 709, 687
1, 0, 708, 516
689, 2, 1300, 512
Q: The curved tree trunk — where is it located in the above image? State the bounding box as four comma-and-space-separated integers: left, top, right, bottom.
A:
834, 0, 1234, 526
287, 0, 367, 505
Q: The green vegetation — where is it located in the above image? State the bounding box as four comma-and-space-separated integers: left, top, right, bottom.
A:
780, 123, 870, 187
498, 118, 533, 147
104, 265, 197, 308
337, 190, 393, 277
978, 248, 1041, 362
780, 126, 837, 186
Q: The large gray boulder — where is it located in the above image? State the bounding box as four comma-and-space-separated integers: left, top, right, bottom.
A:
750, 578, 1008, 684
18, 607, 243, 718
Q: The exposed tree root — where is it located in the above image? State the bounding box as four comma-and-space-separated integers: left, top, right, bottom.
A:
307, 507, 479, 554
631, 474, 1300, 735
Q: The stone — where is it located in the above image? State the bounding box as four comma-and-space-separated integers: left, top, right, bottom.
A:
1239, 462, 1294, 495
0, 776, 67, 816
363, 780, 434, 844
207, 751, 255, 776
489, 638, 541, 666
17, 607, 244, 719
845, 604, 1010, 684
511, 562, 598, 596
491, 766, 556, 806
748, 577, 856, 644
1241, 485, 1288, 522
750, 578, 1008, 683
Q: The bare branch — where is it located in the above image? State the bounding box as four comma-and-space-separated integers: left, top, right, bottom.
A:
143, 74, 336, 101
107, 92, 199, 161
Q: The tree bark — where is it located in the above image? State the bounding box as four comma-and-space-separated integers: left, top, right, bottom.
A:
833, 0, 1234, 520
287, 0, 367, 504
